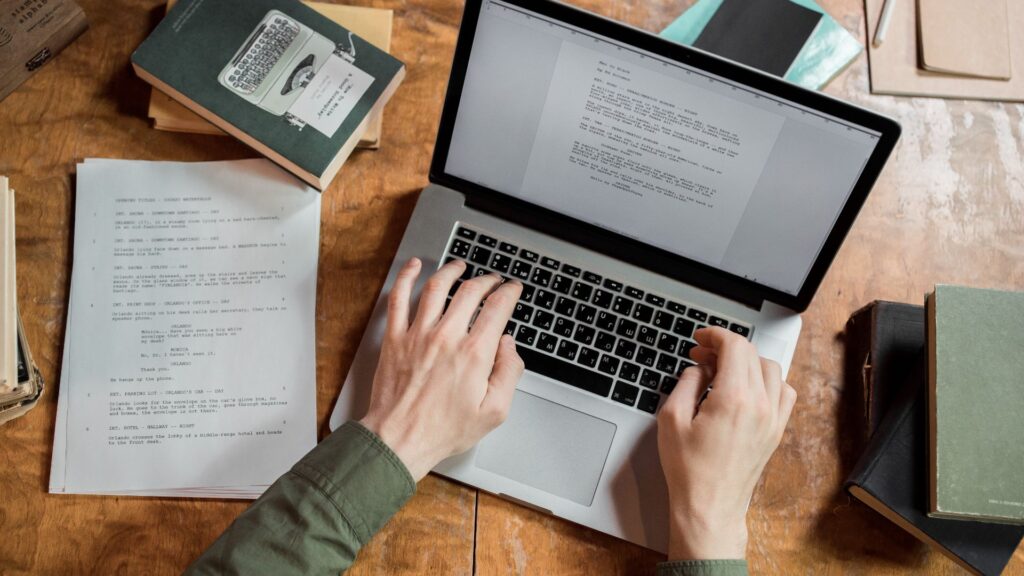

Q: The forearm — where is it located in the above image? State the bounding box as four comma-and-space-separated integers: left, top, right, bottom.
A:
184, 421, 416, 576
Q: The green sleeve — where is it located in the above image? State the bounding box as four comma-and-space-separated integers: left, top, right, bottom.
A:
183, 421, 416, 576
657, 560, 749, 576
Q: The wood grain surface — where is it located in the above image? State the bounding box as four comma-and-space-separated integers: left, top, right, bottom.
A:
0, 0, 1021, 574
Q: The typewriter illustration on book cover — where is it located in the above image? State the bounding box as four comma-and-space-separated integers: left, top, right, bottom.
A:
217, 9, 357, 129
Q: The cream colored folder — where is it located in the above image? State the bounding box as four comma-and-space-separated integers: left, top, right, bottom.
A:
918, 0, 1011, 80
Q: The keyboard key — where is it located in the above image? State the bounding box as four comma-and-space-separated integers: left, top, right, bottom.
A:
537, 332, 557, 354
595, 311, 617, 331
499, 242, 518, 255
637, 390, 660, 414
598, 354, 620, 376
645, 294, 666, 307
520, 249, 538, 263
578, 347, 600, 368
615, 318, 638, 339
611, 382, 639, 406
687, 308, 708, 322
534, 289, 556, 310
571, 282, 593, 301
653, 310, 675, 330
595, 331, 616, 352
614, 339, 636, 360
657, 353, 678, 375
573, 325, 596, 345
583, 271, 602, 284
510, 260, 532, 280
449, 279, 462, 297
657, 333, 679, 353
512, 303, 534, 323
551, 275, 573, 294
679, 358, 696, 373
729, 323, 750, 337
638, 325, 658, 346
639, 369, 660, 389
602, 279, 623, 292
472, 267, 489, 278
532, 310, 554, 330
556, 339, 579, 361
456, 227, 476, 240
625, 286, 644, 299
470, 246, 491, 265
672, 317, 695, 338
632, 303, 654, 323
575, 303, 597, 324
660, 375, 678, 395
561, 264, 581, 277
709, 316, 729, 328
504, 321, 517, 336
555, 296, 576, 317
667, 301, 687, 315
517, 346, 611, 397
612, 296, 634, 316
636, 346, 657, 367
491, 253, 512, 273
541, 256, 560, 270
478, 234, 498, 247
450, 239, 471, 258
460, 263, 475, 281
619, 361, 640, 383
516, 326, 537, 346
679, 339, 697, 359
553, 317, 575, 338
530, 267, 552, 287
592, 289, 614, 309
520, 284, 535, 303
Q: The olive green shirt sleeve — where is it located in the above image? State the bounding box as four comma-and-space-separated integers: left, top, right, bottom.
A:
656, 559, 749, 576
183, 420, 416, 576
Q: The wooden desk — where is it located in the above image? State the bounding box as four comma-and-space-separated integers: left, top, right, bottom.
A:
1, 0, 1022, 573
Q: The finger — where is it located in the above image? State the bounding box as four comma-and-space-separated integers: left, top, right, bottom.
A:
386, 258, 422, 338
688, 345, 717, 367
468, 280, 522, 349
663, 364, 712, 424
692, 327, 755, 388
440, 273, 505, 333
479, 335, 524, 428
760, 357, 783, 406
411, 259, 466, 330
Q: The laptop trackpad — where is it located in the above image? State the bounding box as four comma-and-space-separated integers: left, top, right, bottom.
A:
474, 391, 616, 507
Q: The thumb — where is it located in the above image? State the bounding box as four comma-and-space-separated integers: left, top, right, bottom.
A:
664, 364, 713, 423
480, 335, 524, 427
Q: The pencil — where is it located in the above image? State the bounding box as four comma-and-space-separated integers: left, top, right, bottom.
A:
872, 0, 895, 47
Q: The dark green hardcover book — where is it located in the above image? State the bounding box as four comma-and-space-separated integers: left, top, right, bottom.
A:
927, 285, 1024, 524
131, 0, 405, 190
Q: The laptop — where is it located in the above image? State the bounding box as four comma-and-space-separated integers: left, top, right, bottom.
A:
331, 0, 900, 552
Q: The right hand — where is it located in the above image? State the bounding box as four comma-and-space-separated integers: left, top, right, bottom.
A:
656, 327, 796, 561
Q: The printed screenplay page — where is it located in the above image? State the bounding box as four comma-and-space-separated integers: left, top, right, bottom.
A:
51, 159, 320, 494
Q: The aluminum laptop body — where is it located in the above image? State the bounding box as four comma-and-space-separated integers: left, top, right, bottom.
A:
331, 0, 900, 553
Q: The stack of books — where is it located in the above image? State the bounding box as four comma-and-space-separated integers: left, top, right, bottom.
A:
845, 287, 1024, 575
0, 177, 42, 425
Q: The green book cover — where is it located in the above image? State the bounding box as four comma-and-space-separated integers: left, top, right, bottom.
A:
927, 285, 1024, 524
131, 0, 405, 189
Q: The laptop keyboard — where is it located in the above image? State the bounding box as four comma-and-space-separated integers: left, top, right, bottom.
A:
443, 225, 753, 416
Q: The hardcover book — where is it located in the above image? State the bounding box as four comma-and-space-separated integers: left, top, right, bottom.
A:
132, 0, 405, 190
0, 0, 88, 102
927, 285, 1024, 524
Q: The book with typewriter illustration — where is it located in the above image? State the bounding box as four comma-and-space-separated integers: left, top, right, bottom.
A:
131, 0, 406, 190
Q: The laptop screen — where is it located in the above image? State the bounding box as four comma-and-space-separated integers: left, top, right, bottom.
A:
443, 0, 884, 297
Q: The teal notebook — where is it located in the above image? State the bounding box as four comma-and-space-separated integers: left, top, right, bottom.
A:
132, 0, 405, 190
661, 0, 862, 90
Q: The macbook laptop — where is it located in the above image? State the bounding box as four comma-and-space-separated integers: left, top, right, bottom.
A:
331, 0, 900, 552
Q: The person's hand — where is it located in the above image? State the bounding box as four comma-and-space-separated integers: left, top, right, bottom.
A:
657, 326, 796, 560
359, 257, 525, 481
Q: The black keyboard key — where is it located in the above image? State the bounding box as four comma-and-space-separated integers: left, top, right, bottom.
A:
679, 339, 697, 359
449, 279, 462, 297
537, 333, 558, 354
595, 311, 617, 331
657, 333, 679, 354
638, 325, 658, 346
578, 347, 600, 368
520, 284, 535, 303
478, 234, 498, 247
639, 369, 661, 389
729, 323, 751, 337
504, 320, 517, 336
673, 318, 695, 338
595, 331, 616, 352
510, 260, 532, 281
637, 390, 660, 414
679, 358, 696, 374
573, 325, 596, 345
592, 289, 614, 309
612, 296, 634, 316
582, 271, 602, 284
556, 339, 579, 361
575, 303, 597, 324
614, 339, 636, 361
456, 227, 476, 240
657, 353, 678, 375
491, 253, 512, 273
667, 301, 687, 315
469, 246, 491, 266
541, 256, 560, 270
450, 239, 471, 258
611, 382, 639, 406
520, 249, 538, 263
530, 267, 552, 287
632, 303, 654, 323
460, 263, 475, 281
472, 267, 489, 278
615, 318, 638, 339
687, 308, 708, 322
534, 289, 556, 310
598, 354, 620, 376
660, 375, 678, 395
517, 346, 611, 397
532, 310, 554, 330
561, 264, 581, 277
709, 316, 729, 328
499, 242, 518, 255
636, 346, 657, 367
571, 282, 593, 301
512, 302, 534, 323
555, 296, 576, 317
645, 294, 666, 307
602, 279, 623, 292
551, 275, 573, 294
619, 361, 640, 383
625, 286, 644, 299
516, 326, 537, 346
653, 311, 675, 330
553, 317, 575, 338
